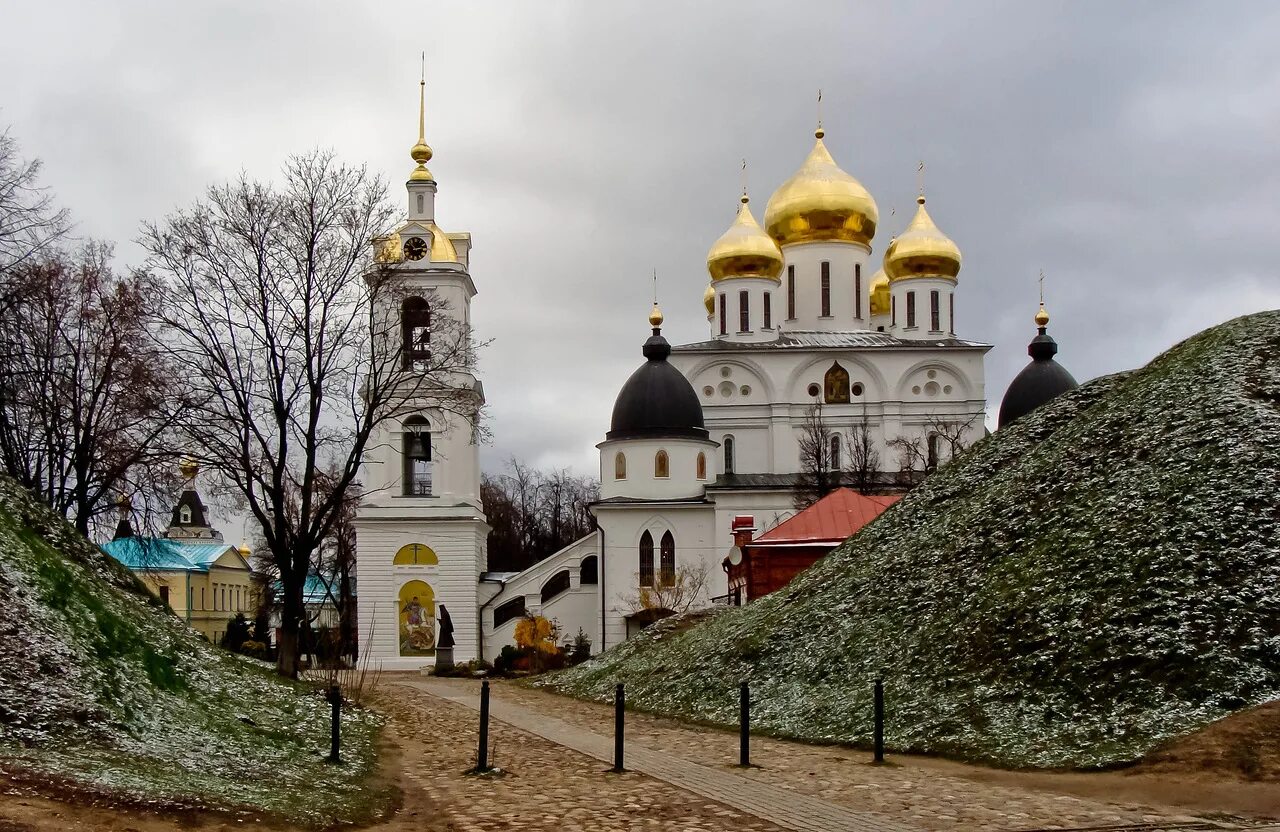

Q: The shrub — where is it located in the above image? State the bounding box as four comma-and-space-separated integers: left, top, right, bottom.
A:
223, 613, 251, 652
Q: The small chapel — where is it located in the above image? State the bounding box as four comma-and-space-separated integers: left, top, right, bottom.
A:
356, 82, 1003, 670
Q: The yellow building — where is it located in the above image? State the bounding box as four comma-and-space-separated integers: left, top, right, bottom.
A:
102, 536, 255, 642
103, 461, 255, 643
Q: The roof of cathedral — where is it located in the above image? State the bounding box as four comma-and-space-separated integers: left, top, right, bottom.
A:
673, 330, 990, 352
608, 314, 710, 442
753, 488, 900, 545
998, 305, 1078, 428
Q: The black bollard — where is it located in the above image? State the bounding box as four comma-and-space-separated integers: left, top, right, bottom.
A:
613, 683, 625, 772
739, 681, 750, 767
873, 677, 885, 764
327, 684, 341, 764
478, 680, 491, 771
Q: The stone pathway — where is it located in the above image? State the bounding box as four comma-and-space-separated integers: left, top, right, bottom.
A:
400, 677, 914, 832
394, 677, 1257, 832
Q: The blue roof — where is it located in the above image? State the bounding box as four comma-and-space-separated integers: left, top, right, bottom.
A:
272, 572, 357, 604
101, 537, 241, 573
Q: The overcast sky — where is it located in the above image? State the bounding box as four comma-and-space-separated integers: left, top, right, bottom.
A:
4, 1, 1278, 481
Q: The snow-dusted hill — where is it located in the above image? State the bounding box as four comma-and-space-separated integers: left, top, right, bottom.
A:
0, 476, 384, 822
545, 310, 1280, 768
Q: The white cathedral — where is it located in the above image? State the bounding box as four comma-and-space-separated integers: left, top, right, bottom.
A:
356, 85, 990, 669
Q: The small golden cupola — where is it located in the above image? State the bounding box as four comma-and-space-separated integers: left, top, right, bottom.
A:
706, 193, 784, 282
763, 127, 879, 248
702, 284, 716, 317
409, 76, 434, 183
869, 268, 891, 317
883, 195, 961, 281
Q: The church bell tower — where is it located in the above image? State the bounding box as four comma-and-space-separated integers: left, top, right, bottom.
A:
354, 70, 489, 669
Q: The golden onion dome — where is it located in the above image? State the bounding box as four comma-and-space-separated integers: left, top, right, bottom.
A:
884, 196, 961, 281
763, 128, 878, 248
409, 78, 435, 182
703, 284, 716, 316
376, 222, 458, 264
239, 543, 252, 559
706, 195, 783, 282
648, 302, 664, 328
869, 269, 891, 317
1035, 303, 1050, 328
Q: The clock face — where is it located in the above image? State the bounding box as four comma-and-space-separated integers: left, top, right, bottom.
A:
403, 236, 428, 261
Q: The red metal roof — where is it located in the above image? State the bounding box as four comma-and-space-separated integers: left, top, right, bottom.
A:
754, 488, 900, 545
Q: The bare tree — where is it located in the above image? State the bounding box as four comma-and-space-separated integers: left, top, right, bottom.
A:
845, 405, 881, 495
0, 243, 182, 535
889, 412, 979, 487
141, 150, 479, 677
481, 456, 599, 572
0, 127, 69, 309
619, 562, 711, 619
795, 400, 841, 509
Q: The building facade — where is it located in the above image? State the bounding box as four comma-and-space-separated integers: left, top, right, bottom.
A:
356, 95, 991, 669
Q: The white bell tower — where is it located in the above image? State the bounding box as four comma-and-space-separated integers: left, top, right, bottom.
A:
354, 71, 489, 670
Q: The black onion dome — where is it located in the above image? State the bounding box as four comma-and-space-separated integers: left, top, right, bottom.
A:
607, 329, 708, 441
998, 327, 1079, 428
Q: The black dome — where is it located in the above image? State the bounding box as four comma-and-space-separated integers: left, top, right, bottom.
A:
607, 330, 708, 441
998, 328, 1079, 428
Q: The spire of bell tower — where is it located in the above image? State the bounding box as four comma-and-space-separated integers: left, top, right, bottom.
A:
407, 54, 437, 224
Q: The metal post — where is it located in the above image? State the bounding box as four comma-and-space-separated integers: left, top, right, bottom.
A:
873, 677, 884, 764
613, 683, 625, 772
739, 681, 750, 767
478, 680, 491, 771
327, 685, 341, 764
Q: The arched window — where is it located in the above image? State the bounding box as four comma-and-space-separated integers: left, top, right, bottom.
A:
493, 596, 525, 628
723, 435, 735, 474
659, 531, 675, 587
830, 434, 842, 470
580, 555, 598, 585
696, 452, 707, 480
401, 297, 431, 369
541, 570, 571, 604
824, 362, 851, 404
639, 531, 655, 588
654, 450, 669, 478
927, 433, 940, 471
614, 451, 627, 480
402, 416, 432, 496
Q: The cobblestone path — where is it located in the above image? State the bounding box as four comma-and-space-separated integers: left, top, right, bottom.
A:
400, 677, 915, 832
395, 677, 1254, 832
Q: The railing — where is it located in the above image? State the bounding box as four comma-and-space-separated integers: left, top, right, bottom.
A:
405, 472, 433, 497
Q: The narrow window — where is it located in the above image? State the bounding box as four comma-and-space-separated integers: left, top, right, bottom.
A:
931, 290, 940, 331
906, 291, 917, 328
787, 265, 796, 319
739, 290, 750, 332
416, 193, 424, 214
201, 587, 205, 609
615, 451, 627, 480
855, 264, 862, 318
723, 435, 736, 474
830, 434, 841, 470
696, 452, 707, 480
401, 297, 431, 369
655, 449, 670, 478
950, 294, 955, 333
659, 531, 676, 587
639, 531, 655, 588
891, 294, 897, 327
719, 293, 727, 335
927, 434, 940, 470
402, 416, 432, 496
820, 262, 831, 316
159, 585, 170, 607
763, 292, 772, 329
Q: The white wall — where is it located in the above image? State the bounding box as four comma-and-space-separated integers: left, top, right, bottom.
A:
598, 437, 719, 500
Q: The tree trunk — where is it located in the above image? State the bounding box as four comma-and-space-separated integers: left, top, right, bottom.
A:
277, 585, 304, 678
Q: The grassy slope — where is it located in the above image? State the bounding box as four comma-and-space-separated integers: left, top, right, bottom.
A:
0, 477, 386, 825
545, 310, 1280, 769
